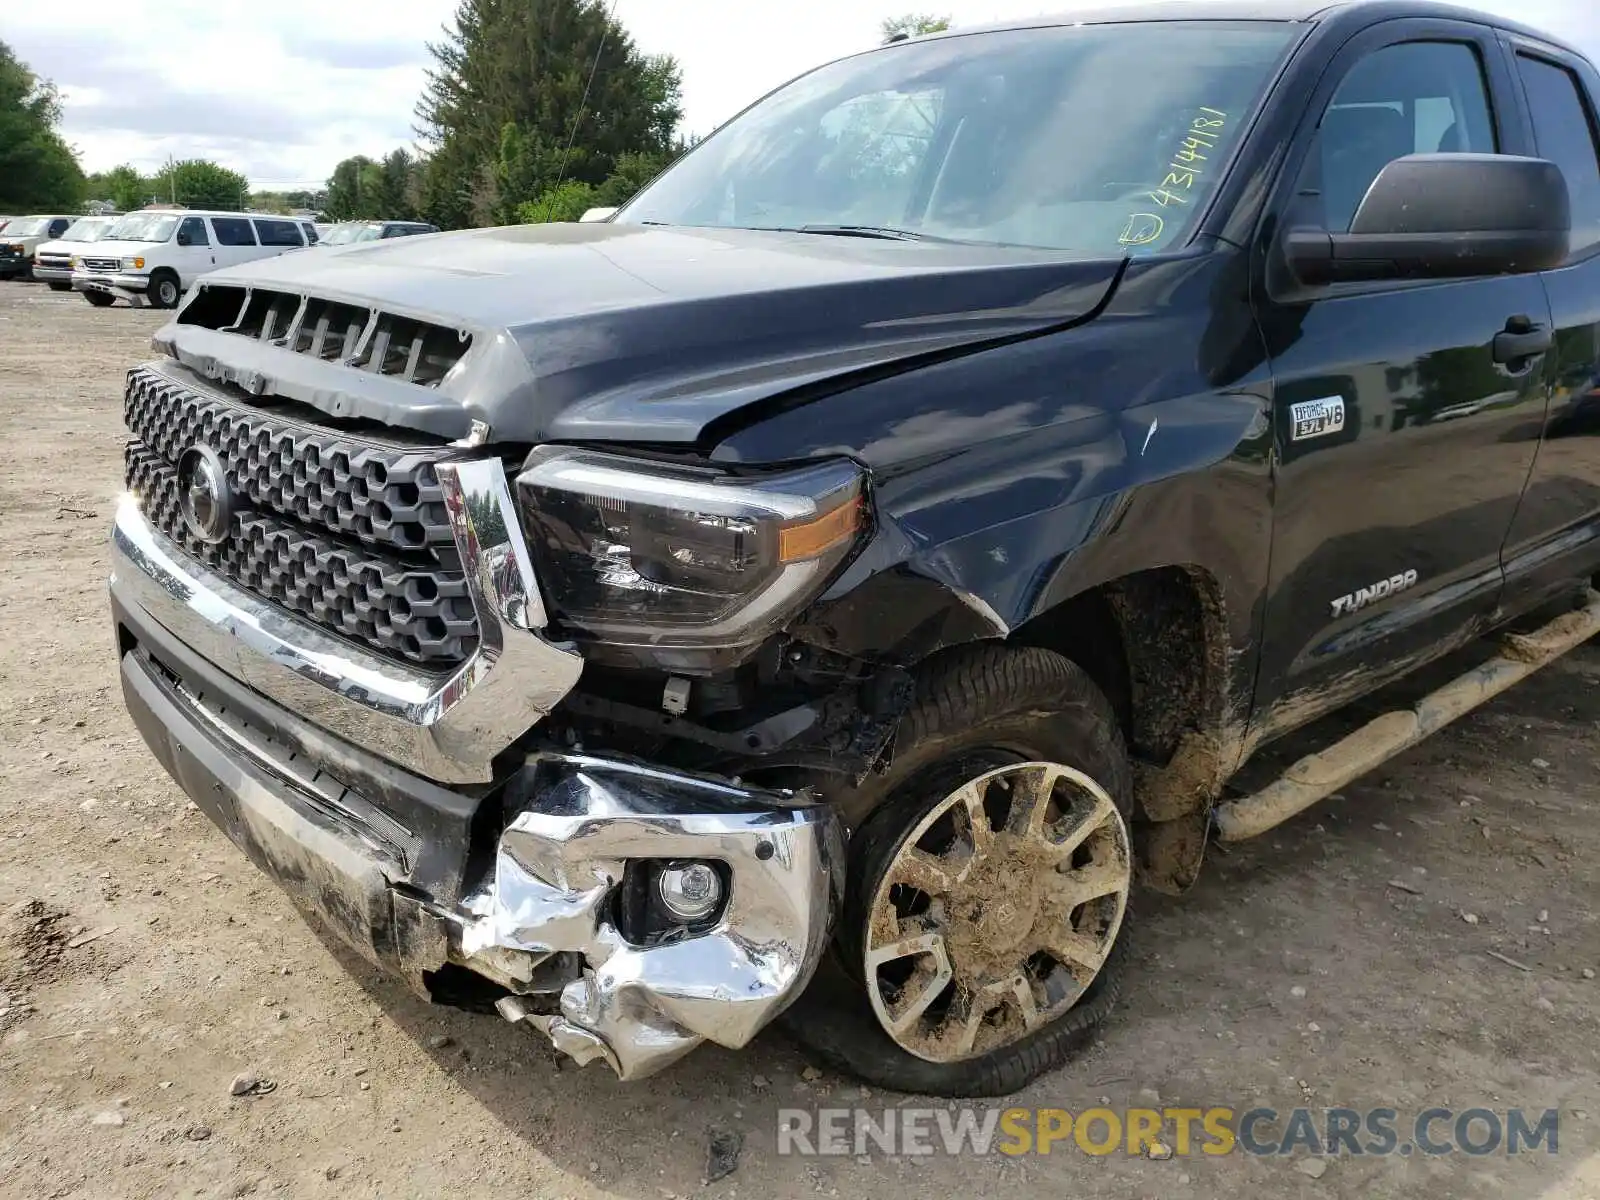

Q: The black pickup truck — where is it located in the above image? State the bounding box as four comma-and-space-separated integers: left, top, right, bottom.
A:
109, 0, 1600, 1097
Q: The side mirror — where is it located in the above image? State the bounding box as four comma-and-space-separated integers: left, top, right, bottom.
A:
176, 230, 191, 246
579, 207, 619, 223
1286, 153, 1570, 286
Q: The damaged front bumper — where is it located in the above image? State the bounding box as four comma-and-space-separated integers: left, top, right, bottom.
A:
74, 271, 153, 305
460, 755, 842, 1079
110, 478, 842, 1080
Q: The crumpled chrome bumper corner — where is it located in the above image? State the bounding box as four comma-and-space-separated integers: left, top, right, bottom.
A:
456, 753, 844, 1080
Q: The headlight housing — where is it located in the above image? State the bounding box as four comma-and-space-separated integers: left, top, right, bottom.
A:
121, 256, 145, 270
516, 448, 866, 671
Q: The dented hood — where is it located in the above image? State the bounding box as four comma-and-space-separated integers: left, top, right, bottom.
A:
169, 223, 1126, 446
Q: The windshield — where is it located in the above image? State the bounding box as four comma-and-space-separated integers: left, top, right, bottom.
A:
6, 218, 51, 237
621, 21, 1298, 254
321, 222, 382, 245
62, 218, 112, 242
107, 213, 179, 243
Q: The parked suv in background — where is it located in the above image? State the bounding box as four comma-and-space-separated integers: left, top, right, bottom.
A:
317, 220, 440, 245
75, 210, 319, 308
109, 1, 1600, 1097
0, 215, 75, 280
33, 216, 119, 291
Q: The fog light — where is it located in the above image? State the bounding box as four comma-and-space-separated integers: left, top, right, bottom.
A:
656, 862, 723, 922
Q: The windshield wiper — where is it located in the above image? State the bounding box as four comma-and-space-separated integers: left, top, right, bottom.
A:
794, 224, 951, 242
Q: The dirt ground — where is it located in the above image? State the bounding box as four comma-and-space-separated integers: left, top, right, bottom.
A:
1, 284, 1597, 1200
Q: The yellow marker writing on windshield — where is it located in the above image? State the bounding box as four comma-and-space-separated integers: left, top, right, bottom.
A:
1118, 213, 1165, 246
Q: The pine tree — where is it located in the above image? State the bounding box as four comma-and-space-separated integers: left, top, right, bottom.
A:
415, 0, 681, 227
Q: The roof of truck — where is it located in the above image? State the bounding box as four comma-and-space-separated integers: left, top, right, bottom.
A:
931, 0, 1581, 56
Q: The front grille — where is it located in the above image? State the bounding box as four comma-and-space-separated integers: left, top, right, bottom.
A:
177, 283, 473, 388
82, 257, 120, 272
36, 254, 72, 268
124, 367, 479, 666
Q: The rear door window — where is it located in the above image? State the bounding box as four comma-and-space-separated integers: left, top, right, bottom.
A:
1516, 55, 1600, 257
212, 218, 258, 247
252, 218, 304, 247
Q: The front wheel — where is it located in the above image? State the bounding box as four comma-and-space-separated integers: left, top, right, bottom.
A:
783, 645, 1135, 1096
148, 270, 181, 309
83, 291, 115, 308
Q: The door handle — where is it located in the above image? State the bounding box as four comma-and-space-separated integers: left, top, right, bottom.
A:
1493, 316, 1552, 365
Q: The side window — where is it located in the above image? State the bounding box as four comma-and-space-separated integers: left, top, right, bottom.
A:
252, 218, 304, 247
301, 222, 318, 244
1303, 42, 1497, 233
51, 219, 70, 237
178, 217, 209, 246
1516, 56, 1600, 257
212, 218, 257, 247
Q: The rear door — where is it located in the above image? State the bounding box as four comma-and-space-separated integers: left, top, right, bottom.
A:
209, 216, 260, 270
252, 218, 307, 259
1251, 20, 1555, 728
1497, 40, 1600, 610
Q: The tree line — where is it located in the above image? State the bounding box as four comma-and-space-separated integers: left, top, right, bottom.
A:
5, 7, 950, 227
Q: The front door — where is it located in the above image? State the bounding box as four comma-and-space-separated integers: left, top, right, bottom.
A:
174, 216, 214, 285
1252, 22, 1554, 731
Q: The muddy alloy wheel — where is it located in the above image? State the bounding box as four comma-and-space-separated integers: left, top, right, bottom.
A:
864, 761, 1132, 1063
780, 645, 1134, 1096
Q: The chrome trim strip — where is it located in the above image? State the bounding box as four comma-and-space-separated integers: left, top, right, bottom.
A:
109, 456, 584, 784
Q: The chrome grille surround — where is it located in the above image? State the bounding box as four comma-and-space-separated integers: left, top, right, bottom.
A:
110, 456, 585, 784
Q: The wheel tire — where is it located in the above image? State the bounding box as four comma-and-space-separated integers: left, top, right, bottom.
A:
782, 644, 1134, 1097
84, 291, 114, 308
149, 270, 181, 309
47, 282, 71, 292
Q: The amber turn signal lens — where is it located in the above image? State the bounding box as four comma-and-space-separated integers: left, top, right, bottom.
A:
778, 499, 862, 563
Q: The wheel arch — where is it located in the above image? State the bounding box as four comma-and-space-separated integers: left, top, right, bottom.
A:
1011, 563, 1233, 768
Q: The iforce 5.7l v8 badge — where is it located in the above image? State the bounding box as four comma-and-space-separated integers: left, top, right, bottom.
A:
1289, 396, 1347, 442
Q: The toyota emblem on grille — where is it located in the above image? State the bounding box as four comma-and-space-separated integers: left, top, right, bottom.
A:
176, 445, 234, 545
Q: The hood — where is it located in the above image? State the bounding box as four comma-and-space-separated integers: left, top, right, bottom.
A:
163, 223, 1127, 447
79, 239, 158, 258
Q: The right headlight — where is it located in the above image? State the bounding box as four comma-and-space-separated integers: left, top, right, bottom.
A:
515, 447, 867, 669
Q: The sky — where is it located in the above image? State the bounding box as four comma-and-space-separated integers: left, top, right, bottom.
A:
6, 0, 1598, 190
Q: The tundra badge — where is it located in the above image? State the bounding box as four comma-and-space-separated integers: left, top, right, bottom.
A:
1332, 569, 1420, 617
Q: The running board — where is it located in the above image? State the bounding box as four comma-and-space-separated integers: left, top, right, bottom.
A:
1214, 591, 1600, 842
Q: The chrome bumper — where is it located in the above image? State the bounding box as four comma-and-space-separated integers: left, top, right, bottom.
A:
109, 456, 584, 783
460, 755, 843, 1080
120, 615, 841, 1080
